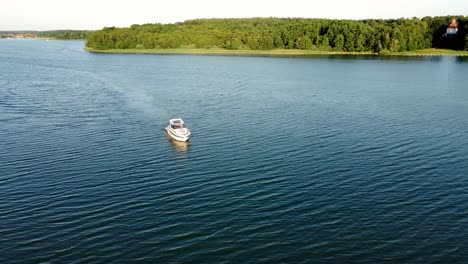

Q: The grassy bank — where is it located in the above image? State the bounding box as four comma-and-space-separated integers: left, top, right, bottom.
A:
85, 47, 468, 57
392, 49, 468, 56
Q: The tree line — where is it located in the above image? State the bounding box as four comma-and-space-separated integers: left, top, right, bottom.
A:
86, 17, 468, 52
38, 30, 92, 40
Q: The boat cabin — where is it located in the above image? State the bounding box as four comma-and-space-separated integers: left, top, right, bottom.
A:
169, 118, 186, 129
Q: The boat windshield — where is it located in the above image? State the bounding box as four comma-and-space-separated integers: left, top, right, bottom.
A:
171, 123, 185, 129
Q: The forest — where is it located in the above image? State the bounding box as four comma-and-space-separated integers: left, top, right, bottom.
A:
38, 30, 92, 40
86, 16, 468, 53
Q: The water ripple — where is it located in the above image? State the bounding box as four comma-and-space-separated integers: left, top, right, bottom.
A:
1, 40, 468, 263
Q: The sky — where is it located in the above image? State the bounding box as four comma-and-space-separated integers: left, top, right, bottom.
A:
1, 0, 468, 30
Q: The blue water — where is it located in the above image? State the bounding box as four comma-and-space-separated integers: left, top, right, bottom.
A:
1, 40, 468, 263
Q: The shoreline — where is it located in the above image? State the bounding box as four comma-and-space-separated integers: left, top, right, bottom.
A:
85, 47, 468, 57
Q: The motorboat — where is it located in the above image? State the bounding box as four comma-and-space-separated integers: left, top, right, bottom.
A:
166, 118, 191, 142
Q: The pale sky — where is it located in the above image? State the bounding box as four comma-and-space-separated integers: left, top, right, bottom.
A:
1, 0, 467, 30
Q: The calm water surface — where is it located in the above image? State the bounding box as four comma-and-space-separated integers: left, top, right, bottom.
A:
1, 40, 468, 263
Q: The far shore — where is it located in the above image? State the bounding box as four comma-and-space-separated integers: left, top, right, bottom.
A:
85, 47, 468, 57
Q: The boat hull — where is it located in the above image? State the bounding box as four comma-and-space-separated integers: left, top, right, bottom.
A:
165, 127, 190, 142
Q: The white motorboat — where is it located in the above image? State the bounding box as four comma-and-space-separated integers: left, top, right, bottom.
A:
165, 118, 191, 142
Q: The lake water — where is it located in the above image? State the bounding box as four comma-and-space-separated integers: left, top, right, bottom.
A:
1, 40, 468, 263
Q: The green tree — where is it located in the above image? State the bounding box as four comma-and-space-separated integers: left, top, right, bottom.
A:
258, 35, 274, 50
297, 36, 313, 49
466, 35, 468, 51
355, 34, 366, 52
286, 38, 295, 49
334, 34, 344, 51
321, 36, 330, 49
85, 16, 468, 52
273, 35, 284, 48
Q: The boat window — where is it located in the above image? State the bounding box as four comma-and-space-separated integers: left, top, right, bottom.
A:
171, 123, 185, 129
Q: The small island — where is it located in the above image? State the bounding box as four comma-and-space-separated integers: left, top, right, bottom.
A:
85, 17, 468, 57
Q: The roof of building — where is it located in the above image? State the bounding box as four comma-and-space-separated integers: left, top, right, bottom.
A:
448, 18, 458, 28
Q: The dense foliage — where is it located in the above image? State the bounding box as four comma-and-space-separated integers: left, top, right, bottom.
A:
38, 30, 92, 40
86, 17, 468, 52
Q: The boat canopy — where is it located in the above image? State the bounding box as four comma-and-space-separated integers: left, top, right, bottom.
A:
169, 118, 185, 128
